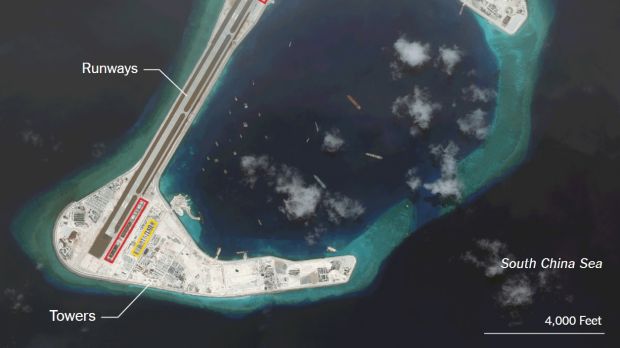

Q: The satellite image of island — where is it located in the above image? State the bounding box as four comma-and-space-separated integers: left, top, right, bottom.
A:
1, 0, 618, 347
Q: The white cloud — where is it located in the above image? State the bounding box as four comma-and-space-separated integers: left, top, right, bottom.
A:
240, 155, 273, 188
408, 126, 420, 137
275, 165, 323, 220
304, 226, 326, 246
424, 177, 462, 201
462, 84, 497, 103
537, 270, 560, 292
424, 142, 463, 200
392, 86, 442, 134
389, 61, 403, 80
497, 275, 535, 307
304, 229, 322, 246
405, 168, 422, 192
394, 37, 431, 68
240, 156, 365, 223
457, 108, 489, 140
322, 128, 345, 153
20, 129, 43, 147
3, 288, 33, 314
462, 239, 511, 278
462, 241, 563, 313
91, 142, 106, 158
437, 45, 463, 75
323, 193, 365, 224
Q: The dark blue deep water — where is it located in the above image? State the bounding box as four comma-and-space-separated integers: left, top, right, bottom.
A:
163, 0, 498, 259
6, 0, 620, 346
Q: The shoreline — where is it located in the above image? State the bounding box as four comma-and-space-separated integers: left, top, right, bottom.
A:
12, 1, 553, 314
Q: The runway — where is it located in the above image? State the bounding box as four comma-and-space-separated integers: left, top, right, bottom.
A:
89, 0, 265, 257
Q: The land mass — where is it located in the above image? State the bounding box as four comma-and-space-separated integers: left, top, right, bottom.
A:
51, 0, 528, 299
460, 0, 528, 35
53, 0, 355, 298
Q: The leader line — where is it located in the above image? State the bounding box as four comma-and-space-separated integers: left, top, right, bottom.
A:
100, 282, 151, 319
143, 68, 187, 96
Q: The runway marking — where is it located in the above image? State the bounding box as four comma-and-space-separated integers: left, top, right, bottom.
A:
91, 0, 258, 258
104, 198, 148, 263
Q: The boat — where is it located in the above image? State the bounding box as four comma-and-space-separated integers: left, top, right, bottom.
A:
346, 95, 362, 110
313, 175, 327, 189
365, 152, 383, 160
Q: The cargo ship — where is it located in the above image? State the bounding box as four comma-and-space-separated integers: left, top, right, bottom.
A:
347, 95, 362, 110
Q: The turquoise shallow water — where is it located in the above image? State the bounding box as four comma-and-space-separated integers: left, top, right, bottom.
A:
12, 0, 553, 314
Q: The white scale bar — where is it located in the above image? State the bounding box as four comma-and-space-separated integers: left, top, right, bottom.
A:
484, 332, 605, 335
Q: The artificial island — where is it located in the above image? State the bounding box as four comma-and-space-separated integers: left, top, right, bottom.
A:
52, 0, 527, 298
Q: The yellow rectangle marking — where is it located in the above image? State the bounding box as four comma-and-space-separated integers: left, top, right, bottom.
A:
131, 218, 158, 257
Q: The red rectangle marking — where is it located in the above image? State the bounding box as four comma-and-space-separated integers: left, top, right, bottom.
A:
104, 197, 148, 264
258, 0, 268, 4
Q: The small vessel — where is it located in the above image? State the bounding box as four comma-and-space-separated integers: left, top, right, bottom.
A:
326, 246, 337, 253
215, 247, 222, 260
288, 41, 293, 48
347, 95, 362, 110
313, 174, 327, 189
257, 218, 263, 226
314, 121, 320, 133
365, 152, 383, 160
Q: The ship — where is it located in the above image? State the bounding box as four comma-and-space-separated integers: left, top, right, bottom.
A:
346, 95, 362, 110
313, 175, 327, 189
365, 152, 383, 160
